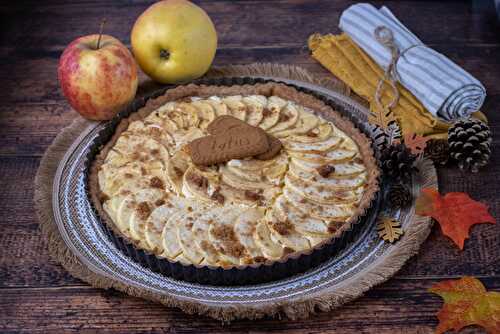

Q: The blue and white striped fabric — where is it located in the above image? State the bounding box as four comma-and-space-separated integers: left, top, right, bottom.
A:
339, 3, 486, 121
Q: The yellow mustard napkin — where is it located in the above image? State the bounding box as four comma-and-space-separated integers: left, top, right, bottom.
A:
308, 33, 486, 139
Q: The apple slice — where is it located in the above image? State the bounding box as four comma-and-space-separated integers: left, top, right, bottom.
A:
264, 209, 311, 251
222, 96, 247, 121
206, 97, 229, 117
282, 186, 354, 221
177, 210, 206, 265
191, 100, 216, 129
161, 211, 185, 258
234, 208, 266, 260
272, 108, 319, 138
259, 96, 287, 130
242, 95, 266, 126
208, 207, 247, 265
268, 102, 300, 133
274, 195, 330, 237
253, 220, 284, 259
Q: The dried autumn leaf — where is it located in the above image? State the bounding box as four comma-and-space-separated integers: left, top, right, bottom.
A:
377, 216, 403, 243
429, 276, 500, 334
404, 133, 429, 155
416, 188, 496, 249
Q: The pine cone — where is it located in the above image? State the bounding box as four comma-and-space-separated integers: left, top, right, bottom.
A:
387, 183, 413, 208
424, 139, 449, 165
448, 118, 491, 172
380, 143, 417, 181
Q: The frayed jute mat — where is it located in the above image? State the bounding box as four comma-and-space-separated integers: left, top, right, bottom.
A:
34, 63, 435, 321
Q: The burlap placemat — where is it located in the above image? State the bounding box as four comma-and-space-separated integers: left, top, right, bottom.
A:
34, 63, 434, 321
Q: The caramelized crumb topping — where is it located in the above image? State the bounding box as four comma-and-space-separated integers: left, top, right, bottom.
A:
99, 193, 110, 202
262, 108, 272, 117
173, 166, 184, 177
253, 256, 267, 263
148, 127, 162, 139
187, 173, 208, 190
353, 157, 364, 164
328, 221, 344, 233
317, 164, 335, 178
136, 202, 152, 220
120, 189, 131, 196
272, 219, 294, 236
211, 224, 246, 258
131, 150, 148, 163
155, 199, 165, 207
226, 243, 246, 258
278, 113, 290, 122
200, 240, 218, 257
244, 190, 264, 202
211, 188, 225, 204
212, 224, 233, 239
150, 176, 164, 189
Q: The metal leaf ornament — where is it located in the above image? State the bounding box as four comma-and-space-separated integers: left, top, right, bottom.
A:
368, 107, 397, 132
377, 216, 404, 243
386, 122, 402, 145
370, 122, 402, 151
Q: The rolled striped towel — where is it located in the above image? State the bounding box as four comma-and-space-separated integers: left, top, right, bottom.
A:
339, 3, 486, 121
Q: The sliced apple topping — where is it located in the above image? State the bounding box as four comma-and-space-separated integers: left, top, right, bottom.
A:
99, 93, 372, 267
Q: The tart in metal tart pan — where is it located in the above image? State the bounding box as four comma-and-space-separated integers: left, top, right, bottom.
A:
86, 78, 380, 285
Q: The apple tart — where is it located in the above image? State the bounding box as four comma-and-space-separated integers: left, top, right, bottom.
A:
89, 83, 379, 271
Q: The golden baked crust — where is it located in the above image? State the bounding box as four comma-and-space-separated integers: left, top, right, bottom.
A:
88, 82, 379, 269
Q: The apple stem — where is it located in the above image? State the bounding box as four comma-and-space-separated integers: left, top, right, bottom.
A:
96, 18, 107, 50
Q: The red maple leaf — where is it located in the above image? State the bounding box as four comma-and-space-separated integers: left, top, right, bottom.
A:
415, 188, 495, 249
404, 133, 429, 155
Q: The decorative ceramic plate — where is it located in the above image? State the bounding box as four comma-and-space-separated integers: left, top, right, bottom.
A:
52, 77, 436, 312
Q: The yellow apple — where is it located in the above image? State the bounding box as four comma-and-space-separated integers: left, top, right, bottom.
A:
58, 34, 138, 120
131, 0, 217, 84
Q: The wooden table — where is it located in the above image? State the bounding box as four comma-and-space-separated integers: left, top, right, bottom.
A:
1, 1, 498, 333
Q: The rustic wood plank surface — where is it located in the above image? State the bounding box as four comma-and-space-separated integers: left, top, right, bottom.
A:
0, 0, 498, 333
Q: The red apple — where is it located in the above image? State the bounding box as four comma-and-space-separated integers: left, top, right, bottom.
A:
58, 34, 138, 120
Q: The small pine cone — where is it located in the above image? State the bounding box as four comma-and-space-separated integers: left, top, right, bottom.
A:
448, 118, 492, 172
387, 183, 413, 208
380, 143, 417, 181
424, 139, 449, 165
